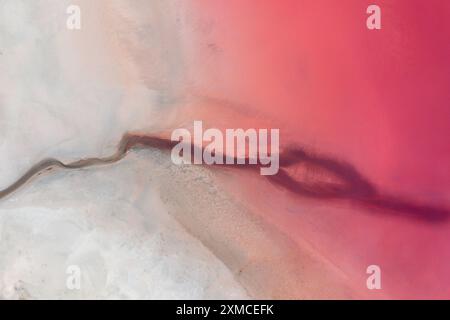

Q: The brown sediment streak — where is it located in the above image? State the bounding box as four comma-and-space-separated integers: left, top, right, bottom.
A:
1, 133, 449, 222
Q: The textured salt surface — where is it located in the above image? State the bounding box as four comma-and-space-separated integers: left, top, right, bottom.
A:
0, 150, 249, 299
